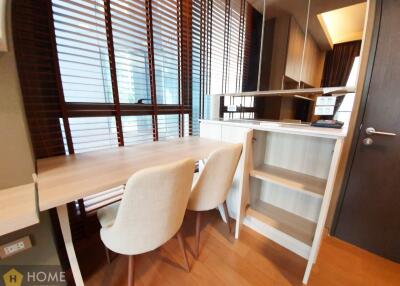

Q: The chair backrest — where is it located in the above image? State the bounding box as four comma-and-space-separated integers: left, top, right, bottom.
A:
100, 158, 195, 255
187, 144, 242, 211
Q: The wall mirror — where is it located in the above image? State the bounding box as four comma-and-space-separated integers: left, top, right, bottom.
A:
251, 0, 366, 123
258, 0, 310, 91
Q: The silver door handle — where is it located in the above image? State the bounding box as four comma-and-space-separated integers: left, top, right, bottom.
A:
366, 127, 396, 136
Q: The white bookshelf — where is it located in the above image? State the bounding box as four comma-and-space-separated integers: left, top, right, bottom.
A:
247, 199, 316, 246
250, 164, 326, 198
200, 120, 346, 284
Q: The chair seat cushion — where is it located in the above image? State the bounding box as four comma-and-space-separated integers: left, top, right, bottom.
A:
97, 201, 120, 228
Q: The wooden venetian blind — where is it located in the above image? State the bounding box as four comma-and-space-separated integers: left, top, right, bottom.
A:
193, 0, 255, 120
14, 0, 196, 160
12, 0, 67, 158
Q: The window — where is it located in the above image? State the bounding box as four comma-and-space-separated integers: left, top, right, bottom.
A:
53, 0, 113, 103
152, 0, 180, 105
111, 0, 151, 104
66, 117, 118, 153
14, 0, 258, 158
50, 0, 194, 156
193, 0, 255, 120
122, 115, 154, 145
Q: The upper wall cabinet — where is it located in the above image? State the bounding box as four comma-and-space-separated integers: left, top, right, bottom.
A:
301, 32, 326, 88
258, 0, 367, 91
259, 0, 309, 91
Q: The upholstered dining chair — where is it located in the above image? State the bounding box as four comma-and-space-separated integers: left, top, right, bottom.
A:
187, 144, 242, 258
97, 158, 195, 285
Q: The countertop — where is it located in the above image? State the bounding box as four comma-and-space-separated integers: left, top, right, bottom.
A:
200, 119, 348, 139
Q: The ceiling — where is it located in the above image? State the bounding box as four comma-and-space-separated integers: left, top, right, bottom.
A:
318, 2, 367, 46
248, 0, 367, 51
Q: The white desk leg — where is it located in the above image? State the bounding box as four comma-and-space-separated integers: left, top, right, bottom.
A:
57, 204, 84, 286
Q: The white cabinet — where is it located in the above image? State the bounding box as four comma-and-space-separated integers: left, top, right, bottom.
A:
220, 125, 252, 224
200, 121, 252, 237
199, 121, 221, 140
200, 120, 345, 284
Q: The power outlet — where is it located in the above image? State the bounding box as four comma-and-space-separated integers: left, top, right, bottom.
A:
4, 242, 25, 255
227, 105, 237, 112
0, 236, 32, 259
314, 105, 334, 115
316, 96, 337, 106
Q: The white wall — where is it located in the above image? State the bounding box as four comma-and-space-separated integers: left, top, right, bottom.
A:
0, 0, 60, 267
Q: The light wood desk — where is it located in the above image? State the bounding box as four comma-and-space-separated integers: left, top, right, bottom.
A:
37, 137, 234, 286
0, 183, 39, 236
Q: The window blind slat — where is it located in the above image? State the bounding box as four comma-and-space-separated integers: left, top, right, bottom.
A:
53, 0, 114, 104
153, 0, 180, 105
111, 0, 151, 105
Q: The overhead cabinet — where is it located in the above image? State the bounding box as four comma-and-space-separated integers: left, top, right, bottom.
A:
257, 16, 325, 122
264, 15, 326, 90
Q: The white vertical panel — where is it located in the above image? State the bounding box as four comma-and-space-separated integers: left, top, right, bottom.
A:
264, 132, 334, 179
221, 126, 251, 217
259, 182, 322, 222
199, 122, 222, 140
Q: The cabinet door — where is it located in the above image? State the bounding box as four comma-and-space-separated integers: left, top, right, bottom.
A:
221, 126, 251, 216
285, 17, 304, 82
303, 34, 325, 87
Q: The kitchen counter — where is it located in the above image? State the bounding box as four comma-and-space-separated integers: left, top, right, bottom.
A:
200, 119, 347, 139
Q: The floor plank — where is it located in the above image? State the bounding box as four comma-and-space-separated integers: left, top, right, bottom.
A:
77, 210, 400, 286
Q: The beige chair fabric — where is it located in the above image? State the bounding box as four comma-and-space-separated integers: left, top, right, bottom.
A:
98, 158, 195, 256
98, 202, 119, 228
187, 144, 242, 212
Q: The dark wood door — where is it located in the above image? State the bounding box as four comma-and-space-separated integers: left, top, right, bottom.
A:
334, 0, 400, 262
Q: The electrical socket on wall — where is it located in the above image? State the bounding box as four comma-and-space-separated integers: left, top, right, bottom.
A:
0, 236, 32, 259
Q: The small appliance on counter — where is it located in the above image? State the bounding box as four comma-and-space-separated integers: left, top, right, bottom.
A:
311, 119, 344, 129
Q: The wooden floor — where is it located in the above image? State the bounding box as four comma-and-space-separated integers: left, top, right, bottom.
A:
76, 210, 400, 286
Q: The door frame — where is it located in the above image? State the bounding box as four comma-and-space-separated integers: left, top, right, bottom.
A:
331, 0, 382, 235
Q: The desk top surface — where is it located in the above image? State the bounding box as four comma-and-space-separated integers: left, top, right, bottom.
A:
0, 183, 39, 236
37, 137, 233, 211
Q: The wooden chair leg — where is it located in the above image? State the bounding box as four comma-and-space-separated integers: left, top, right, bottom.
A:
128, 255, 135, 286
222, 201, 232, 234
105, 246, 111, 264
176, 230, 190, 272
195, 212, 201, 258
